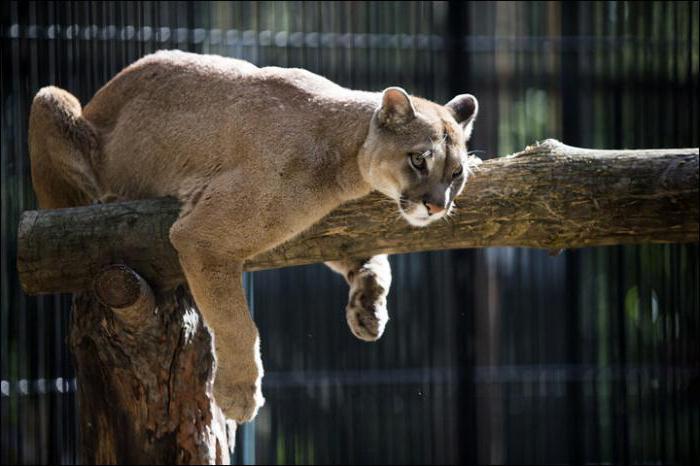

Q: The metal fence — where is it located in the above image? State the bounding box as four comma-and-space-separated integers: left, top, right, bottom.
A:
1, 1, 698, 464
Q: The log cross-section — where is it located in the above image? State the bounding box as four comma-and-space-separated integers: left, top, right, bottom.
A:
17, 140, 699, 295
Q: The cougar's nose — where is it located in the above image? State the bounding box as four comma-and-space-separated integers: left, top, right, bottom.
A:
424, 201, 445, 215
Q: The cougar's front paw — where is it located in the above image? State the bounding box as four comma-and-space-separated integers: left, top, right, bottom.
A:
214, 381, 265, 423
346, 270, 390, 342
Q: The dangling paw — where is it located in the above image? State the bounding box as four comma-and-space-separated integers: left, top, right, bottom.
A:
344, 255, 391, 342
214, 380, 265, 423
346, 285, 389, 341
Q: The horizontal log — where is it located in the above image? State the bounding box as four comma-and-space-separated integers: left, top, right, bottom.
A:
17, 139, 699, 294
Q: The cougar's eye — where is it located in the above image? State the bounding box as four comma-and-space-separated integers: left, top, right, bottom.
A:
453, 165, 463, 179
409, 150, 431, 170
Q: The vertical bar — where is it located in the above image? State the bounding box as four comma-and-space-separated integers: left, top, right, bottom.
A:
670, 6, 680, 464
239, 271, 256, 466
560, 2, 584, 464
10, 2, 26, 463
27, 2, 46, 462
0, 1, 12, 462
445, 3, 478, 463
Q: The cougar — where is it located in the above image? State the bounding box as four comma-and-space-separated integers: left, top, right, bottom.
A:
28, 50, 479, 424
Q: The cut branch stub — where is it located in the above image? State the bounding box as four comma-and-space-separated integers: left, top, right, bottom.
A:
94, 264, 156, 328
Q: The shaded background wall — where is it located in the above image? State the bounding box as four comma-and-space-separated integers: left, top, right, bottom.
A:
1, 1, 698, 464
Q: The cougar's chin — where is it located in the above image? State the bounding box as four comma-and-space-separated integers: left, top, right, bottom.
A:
397, 201, 443, 227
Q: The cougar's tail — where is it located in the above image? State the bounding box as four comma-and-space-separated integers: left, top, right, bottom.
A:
28, 86, 102, 208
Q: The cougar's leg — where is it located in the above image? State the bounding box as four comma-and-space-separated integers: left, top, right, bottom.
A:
168, 170, 318, 422
326, 255, 392, 341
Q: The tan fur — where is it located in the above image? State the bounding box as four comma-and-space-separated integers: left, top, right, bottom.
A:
28, 50, 478, 424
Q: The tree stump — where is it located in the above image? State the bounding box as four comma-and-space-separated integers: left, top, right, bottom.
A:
70, 265, 234, 464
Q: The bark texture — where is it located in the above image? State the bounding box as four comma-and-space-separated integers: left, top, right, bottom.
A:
71, 264, 234, 464
18, 140, 699, 295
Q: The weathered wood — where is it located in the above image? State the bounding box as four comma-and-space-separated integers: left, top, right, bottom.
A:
71, 281, 235, 464
17, 140, 699, 295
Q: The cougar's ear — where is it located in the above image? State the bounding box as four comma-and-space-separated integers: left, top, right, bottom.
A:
377, 87, 416, 128
445, 94, 478, 140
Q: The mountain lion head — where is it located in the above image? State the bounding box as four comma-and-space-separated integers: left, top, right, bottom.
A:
360, 87, 478, 227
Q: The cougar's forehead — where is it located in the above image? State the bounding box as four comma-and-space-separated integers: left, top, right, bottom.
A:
414, 98, 465, 137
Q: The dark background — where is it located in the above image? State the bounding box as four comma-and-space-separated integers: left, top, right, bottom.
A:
1, 1, 698, 464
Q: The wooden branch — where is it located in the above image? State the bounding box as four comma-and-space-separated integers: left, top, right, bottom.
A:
18, 140, 699, 295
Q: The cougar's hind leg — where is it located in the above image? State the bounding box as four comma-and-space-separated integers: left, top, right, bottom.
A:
28, 86, 102, 208
326, 255, 392, 341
